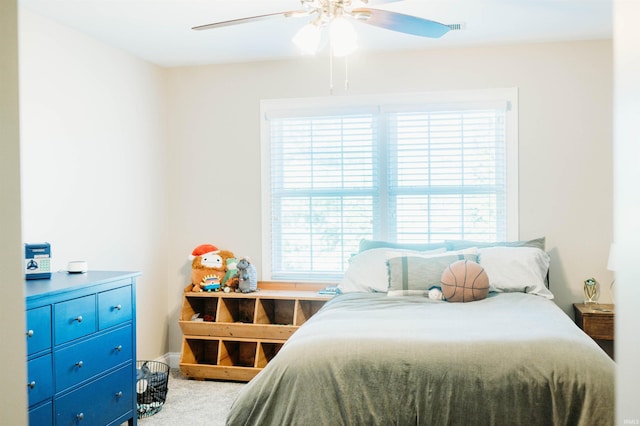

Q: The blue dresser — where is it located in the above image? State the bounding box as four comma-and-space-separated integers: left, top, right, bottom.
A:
25, 271, 140, 425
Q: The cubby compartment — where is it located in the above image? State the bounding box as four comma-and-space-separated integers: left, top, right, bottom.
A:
219, 340, 257, 367
218, 298, 256, 323
180, 295, 219, 321
181, 338, 220, 366
256, 299, 295, 325
256, 342, 284, 368
295, 300, 327, 325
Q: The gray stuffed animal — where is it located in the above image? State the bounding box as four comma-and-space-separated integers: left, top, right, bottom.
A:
236, 257, 258, 293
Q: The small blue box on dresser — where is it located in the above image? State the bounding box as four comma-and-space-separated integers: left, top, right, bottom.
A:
25, 271, 140, 425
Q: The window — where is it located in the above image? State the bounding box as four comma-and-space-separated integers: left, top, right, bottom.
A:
261, 89, 518, 281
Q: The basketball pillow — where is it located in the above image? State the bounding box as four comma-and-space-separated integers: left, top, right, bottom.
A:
440, 260, 490, 302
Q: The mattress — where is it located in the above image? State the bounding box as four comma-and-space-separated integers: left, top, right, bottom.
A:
226, 292, 614, 425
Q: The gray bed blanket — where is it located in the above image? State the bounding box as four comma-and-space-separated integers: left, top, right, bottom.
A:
227, 292, 614, 425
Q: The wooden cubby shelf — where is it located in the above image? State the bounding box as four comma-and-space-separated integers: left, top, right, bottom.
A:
179, 281, 333, 381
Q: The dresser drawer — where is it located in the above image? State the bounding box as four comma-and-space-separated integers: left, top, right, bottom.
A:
99, 285, 133, 330
27, 353, 53, 407
55, 365, 134, 426
55, 325, 133, 391
54, 295, 97, 345
26, 305, 51, 356
29, 400, 53, 425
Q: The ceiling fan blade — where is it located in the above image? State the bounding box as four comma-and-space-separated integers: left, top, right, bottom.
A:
367, 0, 404, 4
193, 10, 308, 31
351, 8, 450, 38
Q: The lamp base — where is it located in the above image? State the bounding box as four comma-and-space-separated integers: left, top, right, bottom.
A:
609, 279, 615, 304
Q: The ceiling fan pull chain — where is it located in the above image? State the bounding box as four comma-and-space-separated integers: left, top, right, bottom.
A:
329, 48, 334, 94
344, 55, 349, 91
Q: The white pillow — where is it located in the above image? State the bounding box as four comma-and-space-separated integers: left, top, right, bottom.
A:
338, 247, 447, 293
478, 246, 554, 299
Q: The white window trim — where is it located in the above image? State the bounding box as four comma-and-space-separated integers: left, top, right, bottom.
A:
260, 88, 518, 281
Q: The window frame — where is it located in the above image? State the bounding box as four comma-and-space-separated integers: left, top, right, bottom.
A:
260, 88, 519, 281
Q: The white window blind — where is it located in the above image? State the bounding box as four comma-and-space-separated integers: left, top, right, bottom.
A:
268, 112, 379, 280
262, 90, 517, 281
387, 108, 506, 243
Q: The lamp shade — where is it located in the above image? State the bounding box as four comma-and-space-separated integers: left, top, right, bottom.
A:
293, 23, 321, 54
607, 243, 617, 271
329, 17, 357, 57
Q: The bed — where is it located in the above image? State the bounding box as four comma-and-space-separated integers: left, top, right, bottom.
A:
226, 240, 615, 425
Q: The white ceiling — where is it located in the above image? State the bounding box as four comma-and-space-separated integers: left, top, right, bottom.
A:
19, 0, 612, 67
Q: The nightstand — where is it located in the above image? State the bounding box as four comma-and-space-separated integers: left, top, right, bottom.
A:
573, 303, 614, 359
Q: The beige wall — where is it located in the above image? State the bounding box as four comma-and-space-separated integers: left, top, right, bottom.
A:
614, 0, 640, 421
0, 0, 27, 423
19, 10, 170, 360
165, 40, 613, 353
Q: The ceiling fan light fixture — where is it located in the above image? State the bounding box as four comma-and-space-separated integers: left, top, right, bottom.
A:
329, 16, 357, 57
293, 22, 322, 54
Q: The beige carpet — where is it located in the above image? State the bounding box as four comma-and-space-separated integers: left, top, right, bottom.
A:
137, 369, 245, 426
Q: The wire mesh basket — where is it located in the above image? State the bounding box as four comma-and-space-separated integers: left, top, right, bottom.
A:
136, 360, 170, 418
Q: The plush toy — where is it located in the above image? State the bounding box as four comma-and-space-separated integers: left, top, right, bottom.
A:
221, 257, 239, 289
202, 276, 221, 292
440, 260, 489, 303
236, 257, 258, 293
186, 244, 236, 292
427, 287, 444, 300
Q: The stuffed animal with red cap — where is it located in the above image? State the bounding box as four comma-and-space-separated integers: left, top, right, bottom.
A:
186, 244, 236, 292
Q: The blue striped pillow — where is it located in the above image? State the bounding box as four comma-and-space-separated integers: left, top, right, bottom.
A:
387, 249, 478, 297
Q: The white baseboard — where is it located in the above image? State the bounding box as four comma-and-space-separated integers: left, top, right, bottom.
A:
157, 352, 181, 369
141, 352, 180, 369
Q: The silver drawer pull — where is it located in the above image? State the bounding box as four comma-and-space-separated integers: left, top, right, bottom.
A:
26, 330, 34, 337
113, 304, 122, 311
75, 361, 84, 368
28, 381, 36, 389
76, 413, 84, 421
115, 345, 122, 352
74, 315, 83, 323
115, 391, 123, 398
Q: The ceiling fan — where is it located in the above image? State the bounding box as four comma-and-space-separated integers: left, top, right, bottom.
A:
193, 0, 452, 56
